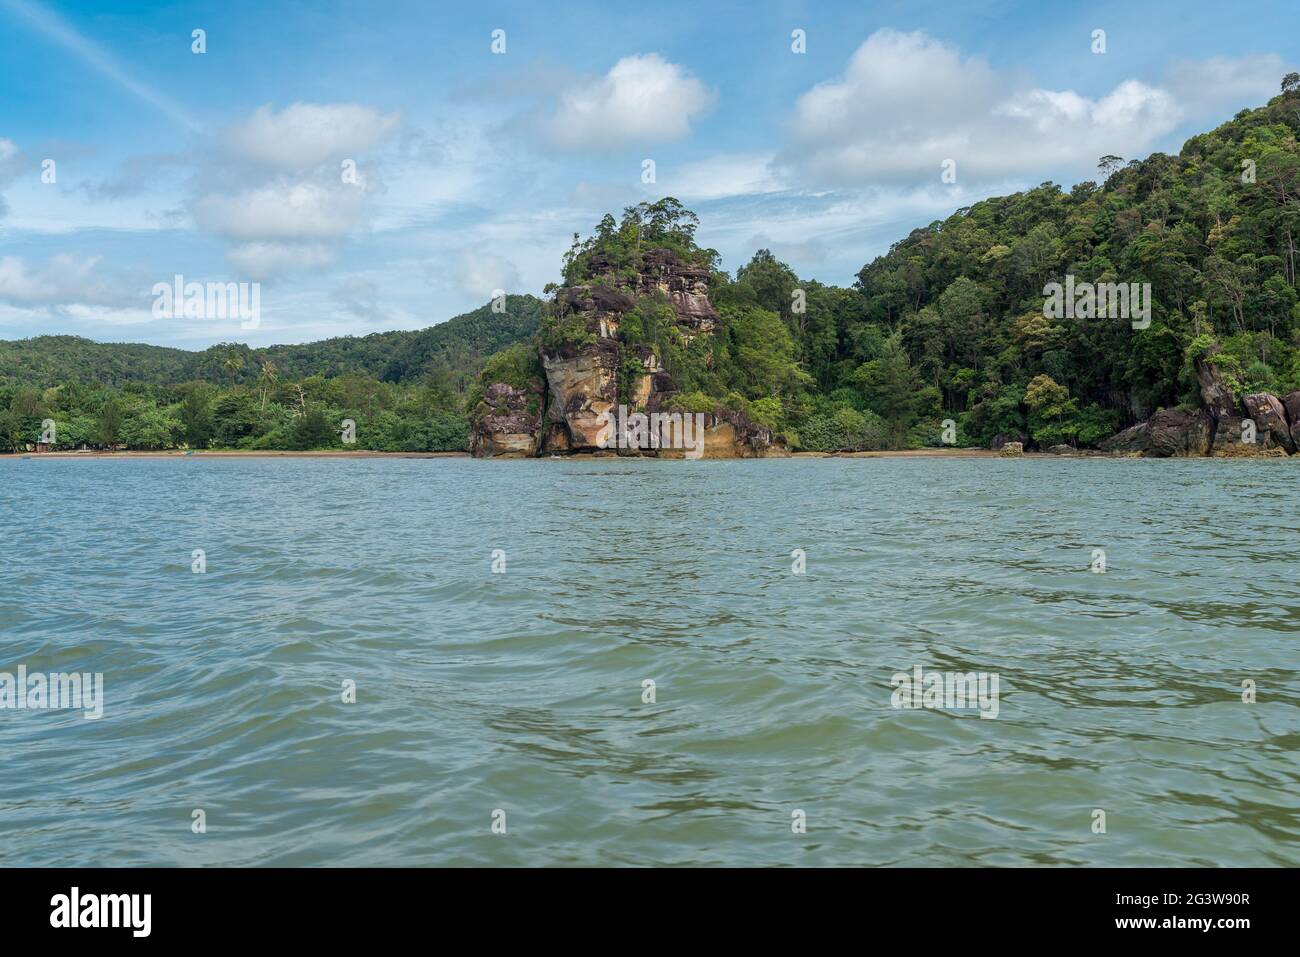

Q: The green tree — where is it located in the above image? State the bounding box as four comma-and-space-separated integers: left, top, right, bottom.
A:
178, 386, 214, 448
95, 398, 123, 447
290, 406, 336, 449
855, 335, 935, 447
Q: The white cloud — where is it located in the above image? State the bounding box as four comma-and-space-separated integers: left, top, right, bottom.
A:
665, 153, 784, 201
226, 242, 338, 280
781, 30, 1276, 186
226, 103, 400, 171
0, 137, 20, 218
0, 253, 135, 308
184, 102, 401, 279
193, 182, 364, 241
544, 54, 714, 150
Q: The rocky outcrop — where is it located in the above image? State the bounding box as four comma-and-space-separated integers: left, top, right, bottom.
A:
590, 248, 717, 336
473, 246, 776, 458
1195, 352, 1237, 421
656, 408, 786, 458
999, 441, 1024, 457
1098, 422, 1149, 454
1148, 409, 1213, 456
552, 283, 636, 339
1210, 414, 1288, 456
1099, 351, 1298, 459
470, 382, 543, 457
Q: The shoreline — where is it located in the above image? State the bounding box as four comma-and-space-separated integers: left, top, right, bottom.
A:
1, 448, 1090, 460
0, 449, 471, 460
3, 448, 1293, 461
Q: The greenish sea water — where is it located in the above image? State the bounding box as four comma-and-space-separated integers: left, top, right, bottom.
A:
1, 456, 1297, 866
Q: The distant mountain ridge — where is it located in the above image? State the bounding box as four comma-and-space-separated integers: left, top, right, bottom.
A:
0, 295, 544, 389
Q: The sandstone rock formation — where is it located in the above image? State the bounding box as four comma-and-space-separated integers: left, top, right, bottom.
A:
990, 432, 1028, 451
1194, 351, 1237, 421
473, 248, 778, 458
541, 338, 619, 450
470, 382, 543, 457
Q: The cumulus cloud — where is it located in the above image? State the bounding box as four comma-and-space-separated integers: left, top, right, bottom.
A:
187, 102, 400, 280
780, 29, 1277, 186
226, 103, 400, 170
192, 182, 365, 241
0, 254, 135, 308
544, 54, 714, 150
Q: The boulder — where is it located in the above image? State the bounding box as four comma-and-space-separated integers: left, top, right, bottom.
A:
1211, 415, 1279, 456
998, 441, 1024, 458
1046, 444, 1075, 455
1101, 409, 1212, 457
990, 433, 1028, 451
1099, 422, 1150, 454
1242, 393, 1295, 454
1148, 409, 1213, 457
1282, 391, 1300, 451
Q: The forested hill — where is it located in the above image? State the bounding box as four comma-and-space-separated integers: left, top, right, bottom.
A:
843, 80, 1300, 444
0, 295, 543, 390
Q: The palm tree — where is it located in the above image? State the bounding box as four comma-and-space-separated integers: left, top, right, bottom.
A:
221, 348, 245, 386
257, 359, 278, 411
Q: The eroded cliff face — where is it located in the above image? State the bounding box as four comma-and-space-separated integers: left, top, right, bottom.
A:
473, 249, 779, 458
541, 338, 619, 450
616, 248, 717, 337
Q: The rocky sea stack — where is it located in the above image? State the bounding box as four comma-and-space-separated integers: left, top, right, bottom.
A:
471, 200, 785, 459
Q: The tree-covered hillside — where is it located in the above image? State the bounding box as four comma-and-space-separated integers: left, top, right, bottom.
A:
0, 296, 541, 453
842, 78, 1300, 447
0, 296, 542, 390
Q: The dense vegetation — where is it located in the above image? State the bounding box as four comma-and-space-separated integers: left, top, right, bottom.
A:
6, 80, 1299, 453
780, 78, 1300, 448
0, 297, 540, 452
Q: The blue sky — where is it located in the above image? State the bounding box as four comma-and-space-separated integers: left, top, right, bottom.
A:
0, 0, 1295, 348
